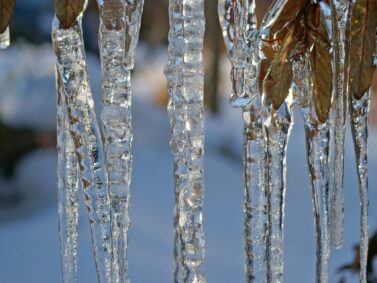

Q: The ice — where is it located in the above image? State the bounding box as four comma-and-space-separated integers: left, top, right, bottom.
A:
329, 0, 354, 249
293, 58, 331, 283
350, 90, 371, 283
52, 18, 112, 283
97, 0, 144, 282
218, 0, 259, 107
165, 1, 206, 282
264, 98, 293, 283
242, 101, 268, 283
56, 70, 80, 283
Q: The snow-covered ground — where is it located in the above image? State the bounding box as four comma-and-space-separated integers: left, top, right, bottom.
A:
0, 43, 376, 282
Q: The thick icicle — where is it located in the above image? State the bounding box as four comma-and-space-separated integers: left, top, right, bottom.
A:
293, 58, 331, 283
264, 98, 292, 283
165, 0, 206, 282
97, 0, 144, 282
243, 102, 268, 283
349, 90, 370, 283
52, 18, 112, 283
56, 71, 80, 283
329, 0, 353, 249
0, 27, 10, 49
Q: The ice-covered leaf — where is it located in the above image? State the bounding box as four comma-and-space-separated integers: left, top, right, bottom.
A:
263, 28, 295, 109
308, 4, 333, 123
349, 0, 377, 99
55, 0, 85, 29
0, 0, 15, 33
269, 0, 307, 40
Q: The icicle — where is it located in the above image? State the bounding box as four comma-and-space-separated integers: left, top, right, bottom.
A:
242, 101, 268, 283
0, 27, 10, 49
349, 90, 370, 283
218, 1, 267, 280
264, 98, 292, 283
329, 0, 354, 249
165, 0, 206, 282
56, 70, 80, 283
52, 18, 112, 283
97, 0, 144, 282
218, 0, 258, 107
293, 58, 331, 283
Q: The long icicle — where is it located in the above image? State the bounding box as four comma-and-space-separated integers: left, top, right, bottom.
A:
165, 0, 206, 282
243, 102, 268, 282
52, 18, 112, 283
349, 90, 370, 283
56, 70, 80, 283
293, 58, 331, 283
330, 0, 354, 249
264, 99, 292, 283
97, 1, 144, 282
218, 0, 268, 280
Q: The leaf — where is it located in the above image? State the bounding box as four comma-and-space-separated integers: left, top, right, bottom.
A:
259, 58, 271, 93
0, 0, 15, 33
308, 4, 333, 123
349, 0, 377, 99
268, 0, 307, 40
55, 0, 85, 29
263, 28, 295, 109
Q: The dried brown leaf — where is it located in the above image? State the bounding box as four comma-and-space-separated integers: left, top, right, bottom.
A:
55, 0, 85, 29
0, 0, 15, 33
259, 58, 271, 93
349, 0, 377, 99
308, 4, 333, 123
263, 28, 295, 109
268, 0, 307, 40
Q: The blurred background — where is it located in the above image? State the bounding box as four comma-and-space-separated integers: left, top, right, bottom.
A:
0, 0, 377, 282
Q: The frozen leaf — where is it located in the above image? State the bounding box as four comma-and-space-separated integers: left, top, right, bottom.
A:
55, 0, 85, 29
263, 28, 295, 109
0, 0, 15, 33
269, 0, 307, 39
308, 4, 333, 123
349, 0, 377, 99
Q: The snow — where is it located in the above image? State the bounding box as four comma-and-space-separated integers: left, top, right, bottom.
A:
0, 43, 376, 282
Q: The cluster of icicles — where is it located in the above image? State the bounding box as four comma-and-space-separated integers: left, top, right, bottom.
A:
219, 0, 374, 283
0, 0, 375, 282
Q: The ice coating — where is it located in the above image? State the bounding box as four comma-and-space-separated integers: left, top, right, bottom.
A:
0, 27, 10, 49
52, 18, 112, 283
165, 0, 206, 282
242, 101, 268, 283
330, 0, 354, 249
97, 0, 144, 282
56, 70, 80, 283
293, 58, 331, 283
259, 0, 288, 41
350, 90, 370, 283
